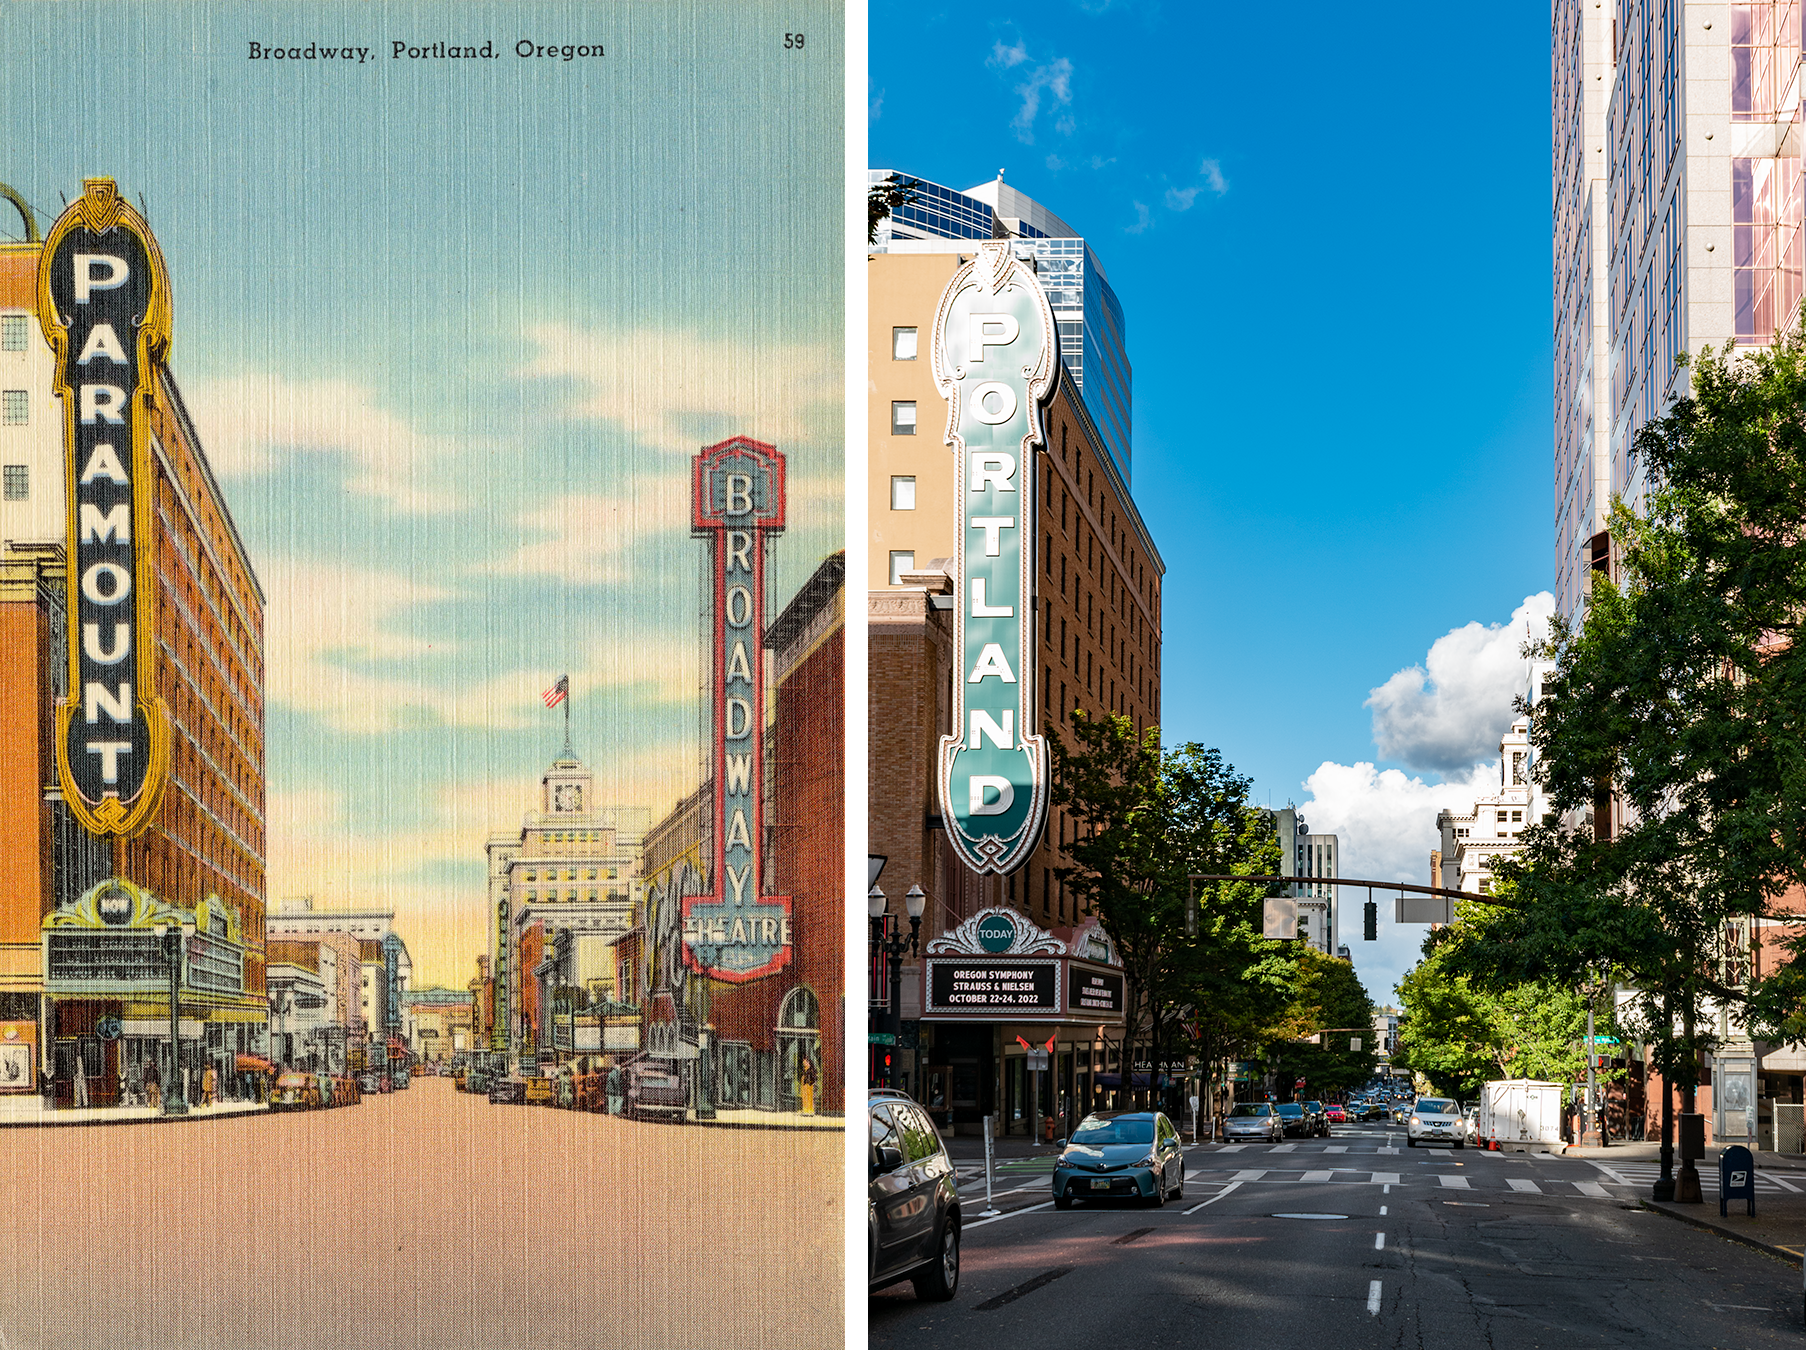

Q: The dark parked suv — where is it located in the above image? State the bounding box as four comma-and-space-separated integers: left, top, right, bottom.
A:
869, 1089, 960, 1300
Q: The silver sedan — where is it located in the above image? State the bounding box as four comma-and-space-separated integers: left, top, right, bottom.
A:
1223, 1101, 1284, 1142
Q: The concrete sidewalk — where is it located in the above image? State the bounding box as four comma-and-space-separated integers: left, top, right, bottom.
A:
1600, 1148, 1806, 1265
0, 1095, 267, 1127
687, 1106, 841, 1131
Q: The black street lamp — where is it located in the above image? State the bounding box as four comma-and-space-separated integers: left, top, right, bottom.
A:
868, 883, 926, 1090
156, 916, 195, 1117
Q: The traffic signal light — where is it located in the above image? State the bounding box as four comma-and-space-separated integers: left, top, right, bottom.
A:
1363, 900, 1378, 941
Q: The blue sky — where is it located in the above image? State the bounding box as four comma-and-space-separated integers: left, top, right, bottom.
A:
871, 1, 1553, 1000
2, 1, 844, 987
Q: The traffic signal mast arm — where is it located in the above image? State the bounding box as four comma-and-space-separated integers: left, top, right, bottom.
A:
1185, 875, 1513, 906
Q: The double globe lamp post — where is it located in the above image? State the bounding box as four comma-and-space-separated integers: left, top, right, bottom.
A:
867, 882, 925, 1090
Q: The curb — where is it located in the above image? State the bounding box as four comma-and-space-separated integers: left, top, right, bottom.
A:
1639, 1199, 1805, 1268
0, 1105, 269, 1129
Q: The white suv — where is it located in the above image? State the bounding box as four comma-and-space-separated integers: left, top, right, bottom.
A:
1406, 1096, 1464, 1148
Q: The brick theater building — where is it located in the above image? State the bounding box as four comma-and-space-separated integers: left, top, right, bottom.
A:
0, 179, 267, 1108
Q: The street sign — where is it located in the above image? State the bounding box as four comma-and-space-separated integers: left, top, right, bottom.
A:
867, 1032, 896, 1046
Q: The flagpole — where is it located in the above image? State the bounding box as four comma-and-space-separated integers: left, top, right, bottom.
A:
564, 681, 572, 757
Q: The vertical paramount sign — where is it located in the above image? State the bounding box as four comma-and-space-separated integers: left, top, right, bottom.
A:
37, 180, 173, 838
684, 437, 793, 983
933, 241, 1056, 874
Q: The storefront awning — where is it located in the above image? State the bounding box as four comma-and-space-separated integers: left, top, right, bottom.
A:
235, 1054, 274, 1072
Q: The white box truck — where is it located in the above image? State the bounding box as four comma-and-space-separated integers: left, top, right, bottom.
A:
1478, 1079, 1565, 1150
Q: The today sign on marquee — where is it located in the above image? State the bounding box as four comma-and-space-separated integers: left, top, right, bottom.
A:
931, 240, 1056, 876
37, 180, 173, 839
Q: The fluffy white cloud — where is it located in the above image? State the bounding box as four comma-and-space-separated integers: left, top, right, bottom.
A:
1365, 593, 1554, 773
1296, 759, 1501, 1002
186, 373, 473, 514
518, 323, 838, 455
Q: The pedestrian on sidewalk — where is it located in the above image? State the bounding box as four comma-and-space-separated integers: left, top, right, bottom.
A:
799, 1054, 817, 1116
200, 1063, 216, 1107
143, 1055, 160, 1109
606, 1061, 623, 1116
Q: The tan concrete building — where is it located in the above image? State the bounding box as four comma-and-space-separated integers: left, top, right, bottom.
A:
868, 238, 1163, 1126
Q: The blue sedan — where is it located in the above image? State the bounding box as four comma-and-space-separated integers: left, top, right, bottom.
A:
1052, 1111, 1186, 1209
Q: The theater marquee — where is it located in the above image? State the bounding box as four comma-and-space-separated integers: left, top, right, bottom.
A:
920, 908, 1123, 1025
36, 180, 172, 838
931, 241, 1056, 876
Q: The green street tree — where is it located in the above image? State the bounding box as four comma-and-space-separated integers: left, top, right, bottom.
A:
1468, 327, 1806, 1137
1265, 947, 1378, 1099
1048, 712, 1285, 1109
867, 173, 919, 244
1394, 900, 1596, 1100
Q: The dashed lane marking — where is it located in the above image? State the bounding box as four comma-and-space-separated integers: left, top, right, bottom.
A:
1367, 1280, 1382, 1314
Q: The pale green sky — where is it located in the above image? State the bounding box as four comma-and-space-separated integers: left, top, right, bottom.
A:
1, 0, 845, 987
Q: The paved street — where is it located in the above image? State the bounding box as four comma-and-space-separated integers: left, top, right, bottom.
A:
872, 1124, 1806, 1347
0, 1077, 841, 1350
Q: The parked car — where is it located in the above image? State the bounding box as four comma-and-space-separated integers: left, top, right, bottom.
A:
270, 1072, 317, 1112
1463, 1104, 1480, 1145
1325, 1103, 1347, 1124
1052, 1111, 1185, 1209
466, 1067, 493, 1096
1275, 1102, 1310, 1137
869, 1088, 960, 1300
1302, 1100, 1330, 1137
357, 1072, 383, 1096
488, 1077, 528, 1105
1407, 1096, 1464, 1148
524, 1074, 556, 1107
622, 1056, 687, 1120
1224, 1101, 1284, 1142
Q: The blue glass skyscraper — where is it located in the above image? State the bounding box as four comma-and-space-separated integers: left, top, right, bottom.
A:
870, 170, 1133, 487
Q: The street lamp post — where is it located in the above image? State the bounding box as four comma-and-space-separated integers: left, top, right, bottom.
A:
867, 884, 926, 1091
157, 917, 195, 1117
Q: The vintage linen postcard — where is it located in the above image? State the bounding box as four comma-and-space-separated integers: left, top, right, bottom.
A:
0, 4, 847, 1347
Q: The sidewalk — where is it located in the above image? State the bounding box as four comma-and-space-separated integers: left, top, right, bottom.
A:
1599, 1147, 1806, 1265
0, 1095, 267, 1128
686, 1106, 842, 1132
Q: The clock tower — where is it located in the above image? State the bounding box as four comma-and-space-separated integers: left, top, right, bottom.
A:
543, 756, 591, 816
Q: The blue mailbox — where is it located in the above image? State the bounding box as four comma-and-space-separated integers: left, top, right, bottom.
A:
1719, 1144, 1756, 1217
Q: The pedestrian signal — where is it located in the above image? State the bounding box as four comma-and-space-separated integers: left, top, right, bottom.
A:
1363, 900, 1377, 941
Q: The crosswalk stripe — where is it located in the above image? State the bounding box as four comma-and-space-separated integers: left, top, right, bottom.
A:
1325, 1145, 1347, 1153
1507, 1179, 1540, 1193
1573, 1181, 1610, 1197
1301, 1170, 1334, 1182
1371, 1172, 1400, 1186
1438, 1174, 1471, 1190
1230, 1169, 1268, 1182
1270, 1143, 1296, 1153
1215, 1144, 1247, 1152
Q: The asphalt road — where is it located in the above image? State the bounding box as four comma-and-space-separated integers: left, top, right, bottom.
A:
0, 1077, 841, 1350
871, 1124, 1806, 1348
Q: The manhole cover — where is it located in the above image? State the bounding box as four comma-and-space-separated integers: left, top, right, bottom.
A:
1271, 1212, 1348, 1220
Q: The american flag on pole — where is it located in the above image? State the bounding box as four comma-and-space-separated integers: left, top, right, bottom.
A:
542, 675, 569, 708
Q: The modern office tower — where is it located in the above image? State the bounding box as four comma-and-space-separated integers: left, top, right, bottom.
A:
870, 169, 1134, 485
1553, 2, 1803, 622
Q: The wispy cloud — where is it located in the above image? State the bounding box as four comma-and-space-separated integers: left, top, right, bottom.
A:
1125, 200, 1152, 234
1201, 158, 1228, 195
1165, 186, 1201, 212
989, 38, 1029, 68
1164, 158, 1230, 214
1004, 53, 1074, 144
870, 87, 885, 120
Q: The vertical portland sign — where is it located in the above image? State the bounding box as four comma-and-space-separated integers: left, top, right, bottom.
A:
933, 241, 1056, 874
684, 437, 792, 983
37, 180, 172, 838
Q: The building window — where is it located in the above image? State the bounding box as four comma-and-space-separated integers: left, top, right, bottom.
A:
0, 316, 25, 352
891, 400, 917, 435
892, 327, 918, 360
1733, 155, 1803, 344
889, 551, 915, 585
890, 475, 916, 510
2, 464, 24, 501
2, 390, 25, 425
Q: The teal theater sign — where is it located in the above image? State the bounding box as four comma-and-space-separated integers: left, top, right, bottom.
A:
932, 241, 1056, 875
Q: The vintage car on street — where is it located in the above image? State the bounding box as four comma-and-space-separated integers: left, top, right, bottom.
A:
524, 1074, 555, 1106
357, 1072, 383, 1095
332, 1075, 361, 1106
622, 1056, 686, 1119
488, 1076, 528, 1105
270, 1072, 317, 1112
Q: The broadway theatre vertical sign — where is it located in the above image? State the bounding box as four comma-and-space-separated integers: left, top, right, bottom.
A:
932, 241, 1056, 874
684, 437, 792, 982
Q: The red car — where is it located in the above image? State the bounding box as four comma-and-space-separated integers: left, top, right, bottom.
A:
1325, 1103, 1347, 1124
